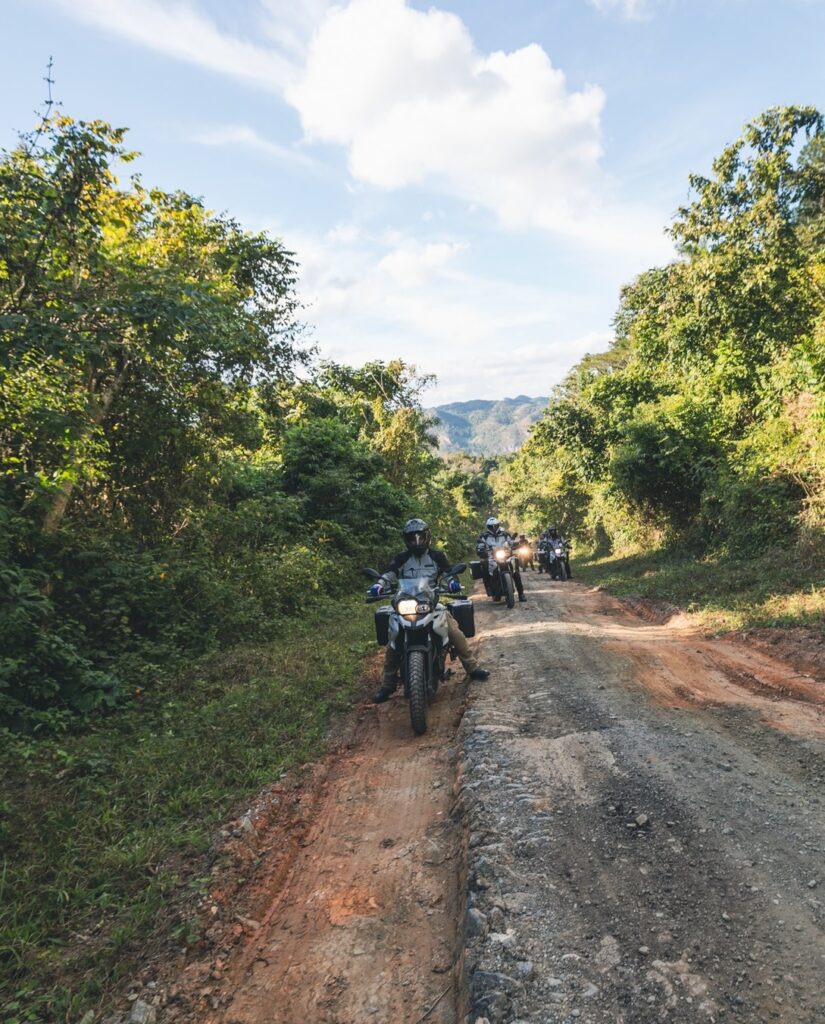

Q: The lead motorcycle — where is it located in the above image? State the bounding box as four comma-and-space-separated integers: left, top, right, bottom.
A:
363, 564, 473, 736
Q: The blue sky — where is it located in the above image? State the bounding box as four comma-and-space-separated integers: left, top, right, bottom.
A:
2, 0, 824, 403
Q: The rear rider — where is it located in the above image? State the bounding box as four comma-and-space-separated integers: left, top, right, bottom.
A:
368, 518, 490, 703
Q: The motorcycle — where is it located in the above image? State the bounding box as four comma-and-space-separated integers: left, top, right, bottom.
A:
363, 564, 472, 736
487, 542, 519, 609
516, 543, 534, 572
547, 541, 569, 581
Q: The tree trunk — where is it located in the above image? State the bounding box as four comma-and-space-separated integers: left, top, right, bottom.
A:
42, 359, 129, 535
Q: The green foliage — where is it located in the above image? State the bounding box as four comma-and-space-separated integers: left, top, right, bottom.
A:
493, 106, 825, 558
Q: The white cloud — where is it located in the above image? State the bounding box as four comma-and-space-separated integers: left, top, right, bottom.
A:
288, 0, 610, 240
377, 241, 468, 288
588, 0, 651, 19
272, 223, 616, 402
51, 0, 296, 91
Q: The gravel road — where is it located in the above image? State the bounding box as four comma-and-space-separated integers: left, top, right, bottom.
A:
461, 575, 825, 1024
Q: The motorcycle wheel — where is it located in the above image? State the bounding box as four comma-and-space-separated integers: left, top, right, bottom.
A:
557, 560, 568, 581
408, 650, 428, 736
504, 573, 515, 608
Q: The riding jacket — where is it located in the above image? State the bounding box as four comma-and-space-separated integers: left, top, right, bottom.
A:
379, 548, 453, 590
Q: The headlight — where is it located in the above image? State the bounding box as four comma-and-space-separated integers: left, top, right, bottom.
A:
397, 599, 418, 614
555, 547, 564, 555
494, 548, 508, 560
518, 546, 529, 555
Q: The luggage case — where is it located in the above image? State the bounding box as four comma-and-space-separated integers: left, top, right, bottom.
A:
447, 598, 475, 638
374, 605, 392, 645
469, 560, 484, 581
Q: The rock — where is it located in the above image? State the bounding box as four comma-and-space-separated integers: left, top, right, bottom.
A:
489, 930, 517, 948
547, 977, 564, 988
582, 982, 599, 998
635, 813, 650, 828
721, 911, 731, 921
515, 960, 534, 979
638, 946, 650, 955
128, 1001, 156, 1024
808, 879, 818, 889
489, 906, 506, 930
240, 814, 256, 834
472, 970, 518, 994
467, 907, 489, 938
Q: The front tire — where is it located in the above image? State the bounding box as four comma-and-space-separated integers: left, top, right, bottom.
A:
504, 573, 515, 608
557, 560, 568, 581
408, 650, 428, 736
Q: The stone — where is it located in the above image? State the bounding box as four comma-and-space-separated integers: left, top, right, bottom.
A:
128, 1002, 156, 1024
515, 960, 534, 979
467, 908, 489, 938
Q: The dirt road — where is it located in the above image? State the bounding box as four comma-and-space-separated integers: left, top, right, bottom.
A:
164, 575, 825, 1024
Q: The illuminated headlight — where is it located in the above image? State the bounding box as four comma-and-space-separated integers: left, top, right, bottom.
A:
555, 547, 564, 555
397, 599, 419, 615
518, 546, 529, 556
494, 548, 508, 560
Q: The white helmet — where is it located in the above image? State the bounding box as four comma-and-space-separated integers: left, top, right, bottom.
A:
485, 516, 501, 533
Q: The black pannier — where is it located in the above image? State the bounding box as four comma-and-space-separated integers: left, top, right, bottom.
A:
469, 560, 484, 581
374, 605, 392, 646
447, 598, 475, 638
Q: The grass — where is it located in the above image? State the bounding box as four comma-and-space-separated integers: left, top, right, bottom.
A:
0, 596, 376, 1023
575, 543, 825, 634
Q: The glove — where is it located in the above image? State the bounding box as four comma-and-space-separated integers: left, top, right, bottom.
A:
368, 582, 384, 597
448, 578, 461, 594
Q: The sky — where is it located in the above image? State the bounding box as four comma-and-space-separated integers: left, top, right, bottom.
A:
2, 0, 824, 404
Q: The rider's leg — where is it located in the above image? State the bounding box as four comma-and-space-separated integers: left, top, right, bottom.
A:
373, 644, 400, 702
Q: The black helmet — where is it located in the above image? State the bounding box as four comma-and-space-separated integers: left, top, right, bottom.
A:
403, 518, 431, 556
548, 526, 559, 538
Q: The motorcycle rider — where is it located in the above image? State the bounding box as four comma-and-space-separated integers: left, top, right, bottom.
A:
476, 516, 526, 602
515, 533, 534, 570
546, 526, 573, 578
368, 518, 490, 703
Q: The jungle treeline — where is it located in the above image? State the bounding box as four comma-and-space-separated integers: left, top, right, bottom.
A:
493, 107, 825, 562
0, 113, 488, 726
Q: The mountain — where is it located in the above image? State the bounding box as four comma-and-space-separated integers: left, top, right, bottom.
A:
428, 395, 548, 455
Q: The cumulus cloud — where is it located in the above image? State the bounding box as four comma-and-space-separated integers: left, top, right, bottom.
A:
288, 0, 608, 238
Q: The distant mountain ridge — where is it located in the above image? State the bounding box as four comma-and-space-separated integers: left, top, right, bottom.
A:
428, 395, 548, 455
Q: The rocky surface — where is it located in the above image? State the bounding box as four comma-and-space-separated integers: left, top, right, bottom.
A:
459, 575, 825, 1023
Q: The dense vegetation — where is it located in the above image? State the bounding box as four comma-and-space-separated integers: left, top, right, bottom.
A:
494, 107, 825, 583
0, 112, 485, 1019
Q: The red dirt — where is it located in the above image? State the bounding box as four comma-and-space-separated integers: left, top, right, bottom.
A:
155, 660, 469, 1024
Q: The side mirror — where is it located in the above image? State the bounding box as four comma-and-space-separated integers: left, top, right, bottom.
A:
450, 563, 467, 575
361, 567, 381, 580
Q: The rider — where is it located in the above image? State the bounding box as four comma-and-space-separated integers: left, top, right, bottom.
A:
368, 518, 490, 703
515, 533, 534, 570
476, 516, 526, 602
546, 526, 573, 578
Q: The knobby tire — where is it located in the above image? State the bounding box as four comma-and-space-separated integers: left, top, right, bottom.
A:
504, 573, 515, 608
408, 650, 428, 736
